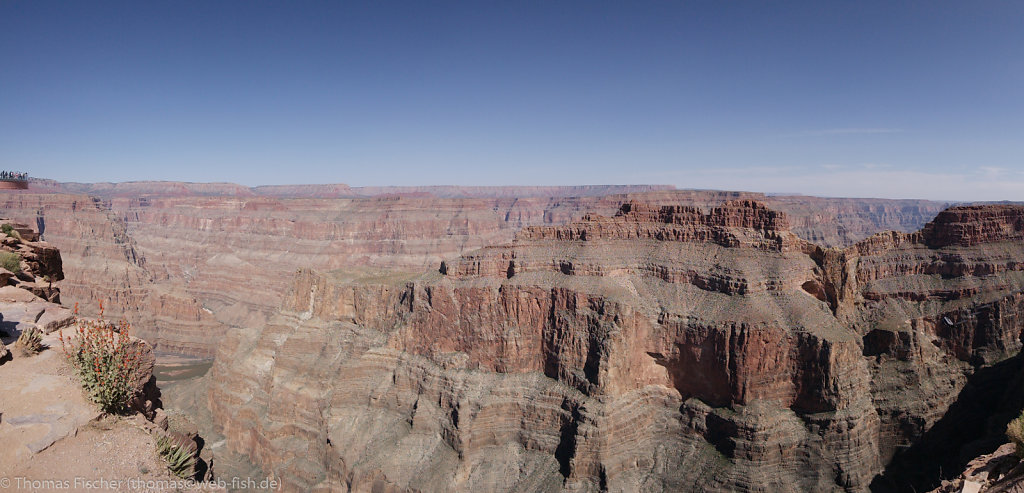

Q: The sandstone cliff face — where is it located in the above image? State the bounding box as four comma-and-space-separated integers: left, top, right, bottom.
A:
208, 201, 1023, 492
1, 185, 948, 361
0, 194, 221, 355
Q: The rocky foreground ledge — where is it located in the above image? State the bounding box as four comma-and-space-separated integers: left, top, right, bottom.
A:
0, 222, 214, 492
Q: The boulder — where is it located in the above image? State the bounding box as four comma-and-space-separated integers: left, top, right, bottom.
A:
124, 336, 161, 419
22, 242, 62, 281
0, 285, 46, 304
153, 408, 169, 431
26, 282, 60, 304
0, 268, 13, 286
35, 306, 75, 334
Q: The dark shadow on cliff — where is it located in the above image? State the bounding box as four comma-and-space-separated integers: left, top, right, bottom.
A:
192, 435, 209, 481
870, 353, 1024, 492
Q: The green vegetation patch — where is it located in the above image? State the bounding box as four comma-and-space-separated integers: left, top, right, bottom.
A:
156, 434, 196, 478
0, 251, 22, 273
16, 326, 43, 355
1007, 411, 1024, 459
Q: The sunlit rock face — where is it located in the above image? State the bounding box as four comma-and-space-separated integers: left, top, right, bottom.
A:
0, 185, 947, 358
208, 201, 1024, 492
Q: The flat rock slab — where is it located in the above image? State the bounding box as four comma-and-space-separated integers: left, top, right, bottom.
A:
0, 285, 43, 303
36, 306, 75, 333
0, 325, 192, 490
0, 288, 70, 344
5, 405, 84, 454
0, 340, 100, 467
961, 481, 982, 493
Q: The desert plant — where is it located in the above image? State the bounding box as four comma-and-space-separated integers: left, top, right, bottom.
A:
60, 313, 142, 414
1008, 412, 1024, 459
156, 434, 196, 479
0, 251, 21, 273
2, 224, 21, 240
16, 326, 43, 354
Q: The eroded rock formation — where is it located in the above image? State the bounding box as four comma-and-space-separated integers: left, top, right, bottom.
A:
207, 201, 1024, 492
0, 184, 948, 359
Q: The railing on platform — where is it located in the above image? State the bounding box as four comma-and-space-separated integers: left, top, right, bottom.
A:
0, 171, 29, 190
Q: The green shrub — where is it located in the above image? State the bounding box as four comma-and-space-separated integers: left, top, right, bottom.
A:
16, 327, 43, 355
1008, 412, 1024, 459
8, 229, 21, 240
156, 434, 196, 479
0, 251, 21, 273
1, 224, 12, 235
60, 317, 143, 414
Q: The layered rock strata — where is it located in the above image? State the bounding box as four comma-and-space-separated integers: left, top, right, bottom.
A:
208, 201, 1024, 491
0, 218, 66, 304
1, 185, 948, 358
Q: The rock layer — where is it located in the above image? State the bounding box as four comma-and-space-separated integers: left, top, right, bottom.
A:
0, 186, 949, 358
208, 201, 1024, 492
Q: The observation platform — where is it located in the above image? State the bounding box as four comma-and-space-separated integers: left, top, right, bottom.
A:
0, 172, 29, 190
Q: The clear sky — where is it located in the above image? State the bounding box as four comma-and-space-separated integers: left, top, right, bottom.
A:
2, 1, 1022, 200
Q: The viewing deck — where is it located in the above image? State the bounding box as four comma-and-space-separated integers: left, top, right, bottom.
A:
0, 172, 29, 190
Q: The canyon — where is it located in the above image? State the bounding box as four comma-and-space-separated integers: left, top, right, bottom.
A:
5, 180, 1021, 492
204, 199, 1024, 491
0, 220, 190, 489
0, 182, 948, 359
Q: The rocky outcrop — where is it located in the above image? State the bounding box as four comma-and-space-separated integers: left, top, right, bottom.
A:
0, 319, 193, 487
929, 443, 1024, 493
514, 200, 795, 249
922, 205, 1024, 248
0, 218, 65, 304
0, 222, 71, 370
0, 216, 211, 488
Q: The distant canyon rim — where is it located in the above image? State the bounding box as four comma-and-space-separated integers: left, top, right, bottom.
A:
4, 179, 1022, 492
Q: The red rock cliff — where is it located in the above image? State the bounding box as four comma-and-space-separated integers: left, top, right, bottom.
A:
208, 201, 1024, 492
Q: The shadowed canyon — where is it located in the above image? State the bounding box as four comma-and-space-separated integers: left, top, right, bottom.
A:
4, 181, 1024, 492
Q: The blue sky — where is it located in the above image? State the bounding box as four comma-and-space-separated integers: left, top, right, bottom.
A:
1, 1, 1022, 200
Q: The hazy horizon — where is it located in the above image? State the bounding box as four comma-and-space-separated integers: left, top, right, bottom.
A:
3, 1, 1023, 202
28, 176, 985, 203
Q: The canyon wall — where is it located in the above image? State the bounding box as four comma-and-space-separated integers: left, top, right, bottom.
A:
0, 183, 947, 359
207, 200, 1024, 491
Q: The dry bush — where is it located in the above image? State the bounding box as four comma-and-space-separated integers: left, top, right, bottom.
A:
1007, 412, 1024, 459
